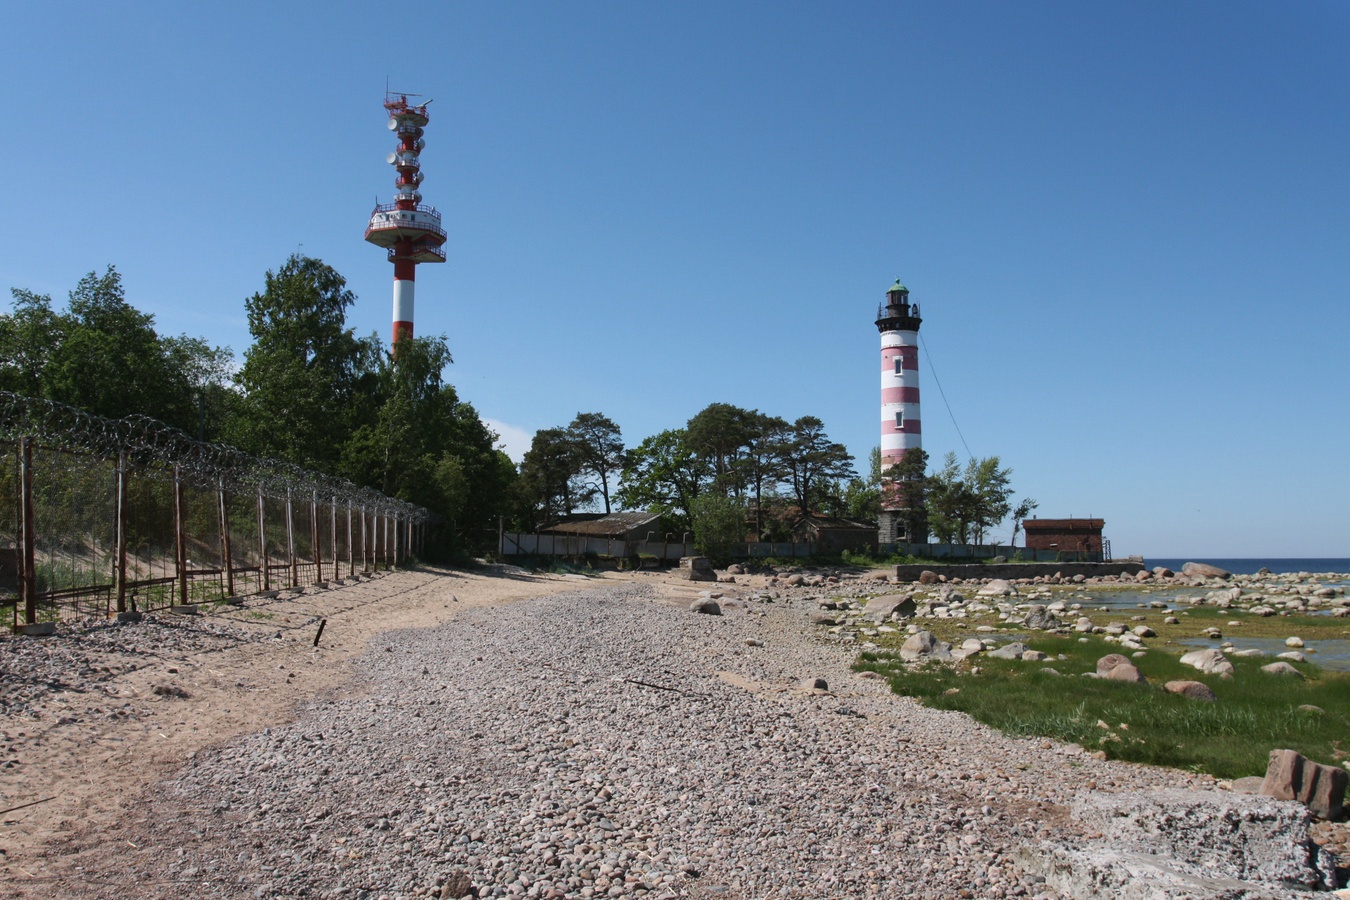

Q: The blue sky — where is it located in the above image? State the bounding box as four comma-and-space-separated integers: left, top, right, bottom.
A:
2, 2, 1347, 558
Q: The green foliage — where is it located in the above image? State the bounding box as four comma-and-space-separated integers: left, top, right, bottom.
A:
229, 255, 380, 471
617, 428, 709, 528
689, 493, 747, 564
566, 412, 626, 514
1, 267, 233, 435
856, 636, 1350, 779
516, 427, 594, 528
781, 415, 856, 513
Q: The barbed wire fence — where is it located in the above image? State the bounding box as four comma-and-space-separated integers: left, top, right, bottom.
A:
1, 391, 437, 629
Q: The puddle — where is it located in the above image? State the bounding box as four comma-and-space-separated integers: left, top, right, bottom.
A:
1177, 636, 1350, 673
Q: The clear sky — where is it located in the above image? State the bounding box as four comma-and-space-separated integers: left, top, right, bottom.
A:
2, 1, 1347, 558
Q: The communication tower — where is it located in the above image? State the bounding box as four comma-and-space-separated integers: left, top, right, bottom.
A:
364, 93, 447, 348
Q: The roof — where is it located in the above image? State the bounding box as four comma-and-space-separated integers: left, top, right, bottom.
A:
1024, 518, 1105, 530
539, 511, 664, 536
796, 513, 878, 532
887, 279, 908, 294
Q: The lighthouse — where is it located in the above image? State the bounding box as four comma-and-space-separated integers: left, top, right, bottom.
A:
364, 93, 448, 349
876, 279, 927, 544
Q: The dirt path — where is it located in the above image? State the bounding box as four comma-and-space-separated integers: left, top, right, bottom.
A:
1, 565, 633, 892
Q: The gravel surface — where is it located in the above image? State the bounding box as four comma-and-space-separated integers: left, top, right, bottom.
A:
0, 614, 260, 720
34, 581, 1226, 899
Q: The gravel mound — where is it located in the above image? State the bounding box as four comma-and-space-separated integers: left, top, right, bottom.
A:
59, 582, 1199, 899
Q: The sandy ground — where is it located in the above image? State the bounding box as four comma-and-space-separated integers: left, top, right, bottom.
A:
1, 564, 669, 894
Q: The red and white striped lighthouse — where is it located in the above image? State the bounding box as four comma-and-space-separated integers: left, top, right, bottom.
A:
877, 278, 927, 544
364, 93, 448, 349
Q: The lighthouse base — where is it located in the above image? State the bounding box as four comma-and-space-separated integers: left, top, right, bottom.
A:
879, 509, 927, 545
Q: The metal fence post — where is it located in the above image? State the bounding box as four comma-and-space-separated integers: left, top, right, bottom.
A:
346, 502, 354, 579
115, 451, 129, 614
174, 464, 188, 605
257, 486, 269, 592
19, 437, 37, 625
286, 489, 297, 588
219, 479, 234, 598
310, 490, 321, 585
330, 495, 338, 582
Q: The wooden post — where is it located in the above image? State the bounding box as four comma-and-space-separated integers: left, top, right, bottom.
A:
115, 451, 129, 614
174, 464, 188, 605
219, 480, 234, 598
382, 513, 389, 570
285, 489, 297, 588
310, 490, 321, 585
392, 514, 400, 567
256, 487, 269, 592
18, 437, 37, 625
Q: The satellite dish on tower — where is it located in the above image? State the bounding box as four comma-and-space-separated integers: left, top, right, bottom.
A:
386, 152, 398, 165
387, 117, 399, 131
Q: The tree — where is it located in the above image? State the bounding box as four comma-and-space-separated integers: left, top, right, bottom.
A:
516, 427, 594, 527
566, 412, 625, 514
230, 255, 380, 471
885, 446, 930, 542
737, 411, 790, 537
616, 428, 710, 529
0, 289, 66, 398
688, 493, 747, 565
779, 416, 856, 514
1010, 497, 1039, 547
686, 402, 754, 496
965, 456, 1014, 545
925, 451, 975, 544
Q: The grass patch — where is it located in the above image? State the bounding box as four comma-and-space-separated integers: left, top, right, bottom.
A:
855, 633, 1350, 779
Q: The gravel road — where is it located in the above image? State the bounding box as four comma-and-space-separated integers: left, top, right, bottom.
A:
35, 580, 1205, 900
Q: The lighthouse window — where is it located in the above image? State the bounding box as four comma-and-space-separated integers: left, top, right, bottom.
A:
895, 411, 904, 428
894, 356, 904, 375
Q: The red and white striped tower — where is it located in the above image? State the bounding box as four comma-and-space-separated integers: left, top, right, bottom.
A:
364, 93, 448, 350
876, 278, 927, 544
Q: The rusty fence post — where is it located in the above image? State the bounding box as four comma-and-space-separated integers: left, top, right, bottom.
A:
330, 495, 339, 582
219, 479, 234, 598
310, 490, 321, 585
115, 451, 129, 614
19, 437, 37, 626
174, 464, 188, 605
346, 502, 354, 579
257, 487, 269, 592
286, 489, 297, 588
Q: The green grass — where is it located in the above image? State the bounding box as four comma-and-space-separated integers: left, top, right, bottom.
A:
855, 633, 1350, 779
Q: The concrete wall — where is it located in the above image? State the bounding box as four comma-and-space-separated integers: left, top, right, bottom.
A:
891, 561, 1145, 581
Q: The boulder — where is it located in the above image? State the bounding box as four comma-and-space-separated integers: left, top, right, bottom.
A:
679, 556, 717, 582
1165, 680, 1217, 702
977, 579, 1017, 597
725, 563, 744, 575
809, 614, 837, 626
899, 630, 952, 661
917, 569, 940, 585
1019, 789, 1337, 895
864, 593, 916, 620
1074, 616, 1095, 633
1182, 561, 1232, 579
783, 573, 806, 586
1105, 662, 1145, 683
1152, 566, 1175, 578
1024, 605, 1062, 630
689, 599, 722, 615
1259, 661, 1304, 678
1095, 653, 1132, 676
1131, 625, 1156, 638
1261, 749, 1348, 820
1284, 636, 1304, 648
1179, 648, 1234, 677
1021, 649, 1048, 662
986, 641, 1028, 660
802, 677, 829, 691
